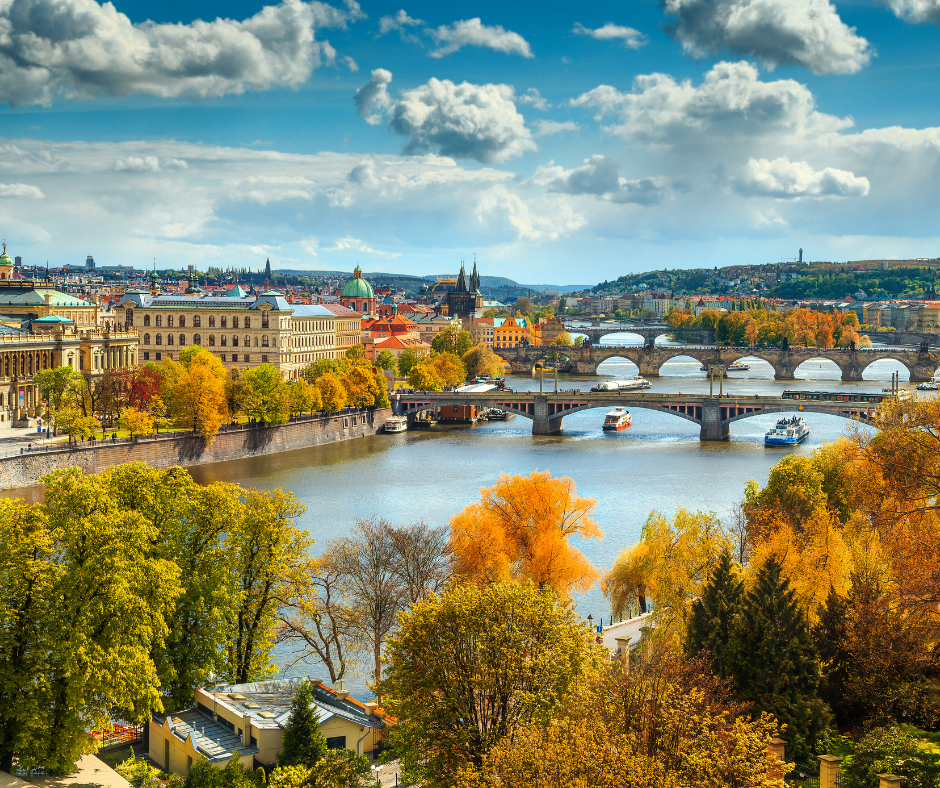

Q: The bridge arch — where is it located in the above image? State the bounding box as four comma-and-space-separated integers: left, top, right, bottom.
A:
596, 354, 641, 376
859, 355, 914, 380
722, 404, 877, 427
792, 355, 846, 380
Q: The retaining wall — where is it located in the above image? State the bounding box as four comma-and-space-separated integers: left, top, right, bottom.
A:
0, 408, 390, 491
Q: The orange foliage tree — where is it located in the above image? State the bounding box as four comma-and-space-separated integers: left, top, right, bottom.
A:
449, 470, 602, 595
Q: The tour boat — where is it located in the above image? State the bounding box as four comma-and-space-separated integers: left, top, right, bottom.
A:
602, 408, 633, 432
487, 408, 510, 421
917, 382, 938, 391
764, 417, 810, 446
383, 416, 408, 434
699, 363, 750, 372
591, 377, 651, 392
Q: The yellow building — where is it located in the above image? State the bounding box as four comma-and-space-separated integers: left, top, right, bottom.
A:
148, 678, 386, 776
535, 317, 567, 347
494, 316, 528, 349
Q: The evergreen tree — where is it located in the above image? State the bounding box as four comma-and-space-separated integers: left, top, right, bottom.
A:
730, 557, 829, 760
811, 587, 853, 725
278, 679, 328, 768
686, 549, 742, 679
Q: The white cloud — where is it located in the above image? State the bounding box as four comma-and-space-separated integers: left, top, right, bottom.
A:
428, 18, 533, 58
0, 0, 363, 107
377, 8, 425, 36
520, 88, 550, 111
534, 120, 581, 137
733, 156, 870, 199
0, 183, 44, 199
573, 22, 646, 49
571, 61, 851, 148
476, 185, 585, 242
355, 71, 538, 164
662, 0, 871, 75
341, 56, 359, 72
113, 156, 188, 173
531, 155, 667, 205
883, 0, 940, 25
322, 236, 401, 257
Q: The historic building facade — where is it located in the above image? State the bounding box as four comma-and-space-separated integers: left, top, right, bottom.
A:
445, 260, 482, 322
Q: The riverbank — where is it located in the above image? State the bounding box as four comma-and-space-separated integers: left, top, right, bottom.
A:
0, 407, 390, 491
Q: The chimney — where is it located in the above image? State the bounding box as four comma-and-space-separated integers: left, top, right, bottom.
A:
334, 679, 350, 701
242, 713, 251, 746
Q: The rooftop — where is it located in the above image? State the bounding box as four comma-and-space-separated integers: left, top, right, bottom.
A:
154, 708, 259, 762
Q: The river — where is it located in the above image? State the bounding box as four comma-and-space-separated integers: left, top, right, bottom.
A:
5, 333, 926, 696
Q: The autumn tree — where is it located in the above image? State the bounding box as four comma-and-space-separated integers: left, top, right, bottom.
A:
386, 521, 452, 607
117, 407, 153, 438
431, 351, 467, 386
450, 471, 602, 595
342, 366, 380, 408
603, 542, 653, 616
286, 379, 320, 417
380, 581, 597, 787
431, 325, 473, 356
243, 364, 290, 425
462, 343, 503, 379
372, 371, 391, 408
169, 348, 229, 442
396, 348, 426, 378
407, 362, 444, 391
316, 372, 347, 412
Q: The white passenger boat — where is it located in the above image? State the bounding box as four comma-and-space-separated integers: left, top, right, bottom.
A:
384, 416, 408, 434
591, 377, 651, 392
602, 408, 633, 432
764, 417, 810, 446
700, 363, 750, 372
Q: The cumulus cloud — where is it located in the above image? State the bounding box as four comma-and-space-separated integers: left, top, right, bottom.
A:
113, 156, 187, 173
573, 22, 646, 49
347, 159, 380, 187
354, 71, 537, 164
476, 185, 586, 241
733, 156, 870, 199
377, 8, 425, 36
519, 88, 550, 111
0, 182, 44, 199
571, 61, 851, 148
0, 0, 363, 107
661, 0, 871, 75
531, 155, 667, 205
428, 18, 533, 58
883, 0, 940, 25
534, 120, 581, 136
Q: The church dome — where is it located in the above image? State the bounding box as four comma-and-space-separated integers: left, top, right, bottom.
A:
0, 243, 12, 267
342, 266, 374, 299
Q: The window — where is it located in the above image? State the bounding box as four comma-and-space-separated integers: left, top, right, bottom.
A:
232, 316, 239, 329
155, 333, 162, 345
208, 315, 215, 327
143, 333, 150, 345
156, 352, 162, 361
232, 335, 239, 347
193, 334, 201, 345
144, 315, 151, 326
261, 312, 269, 328
193, 315, 201, 327
156, 315, 163, 327
343, 418, 349, 428
179, 334, 186, 346
179, 316, 186, 328
144, 352, 151, 361
208, 334, 215, 346
244, 317, 251, 329
167, 315, 174, 327
221, 335, 227, 346
247, 335, 252, 347
243, 354, 250, 363
220, 354, 226, 362
261, 355, 268, 363
231, 354, 238, 362
326, 737, 346, 750
167, 334, 174, 345
261, 335, 269, 347
125, 309, 133, 324
221, 316, 227, 328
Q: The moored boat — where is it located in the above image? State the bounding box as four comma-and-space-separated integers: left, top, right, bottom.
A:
383, 416, 408, 434
602, 408, 633, 432
487, 408, 510, 421
764, 417, 810, 446
917, 382, 938, 391
700, 363, 750, 372
591, 377, 651, 392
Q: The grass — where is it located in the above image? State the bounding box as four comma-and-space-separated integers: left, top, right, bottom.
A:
902, 723, 940, 757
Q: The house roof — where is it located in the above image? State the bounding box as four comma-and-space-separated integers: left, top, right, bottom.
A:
0, 288, 91, 307
154, 708, 259, 762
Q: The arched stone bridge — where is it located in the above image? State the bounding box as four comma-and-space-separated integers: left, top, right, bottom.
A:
495, 344, 940, 382
562, 321, 715, 347
393, 391, 882, 440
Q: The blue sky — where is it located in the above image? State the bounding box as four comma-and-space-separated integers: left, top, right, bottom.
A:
1, 0, 939, 283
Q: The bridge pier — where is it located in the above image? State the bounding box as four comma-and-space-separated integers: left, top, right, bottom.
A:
531, 396, 564, 434
574, 360, 598, 375
700, 399, 730, 442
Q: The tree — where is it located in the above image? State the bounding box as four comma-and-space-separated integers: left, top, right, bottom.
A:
316, 373, 347, 413
396, 348, 426, 378
372, 372, 390, 408
341, 366, 380, 408
514, 296, 532, 315
461, 344, 503, 379
34, 366, 80, 415
243, 365, 290, 425
449, 471, 602, 595
301, 358, 340, 383
278, 679, 328, 768
730, 556, 828, 760
431, 352, 466, 386
344, 343, 367, 364
117, 407, 153, 438
431, 325, 473, 357
225, 488, 311, 684
375, 350, 396, 372
686, 549, 743, 679
603, 542, 654, 617
169, 348, 229, 442
407, 363, 444, 391
380, 581, 597, 787
286, 379, 321, 417
386, 521, 452, 607
55, 406, 100, 441
554, 331, 573, 347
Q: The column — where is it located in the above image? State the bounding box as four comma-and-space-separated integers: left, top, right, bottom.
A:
699, 399, 730, 442
818, 755, 841, 788
767, 739, 787, 781
877, 776, 902, 788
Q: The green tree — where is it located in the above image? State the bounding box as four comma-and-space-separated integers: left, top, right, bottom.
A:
431, 325, 473, 356
373, 372, 390, 408
244, 365, 290, 425
301, 358, 340, 383
375, 350, 396, 372
730, 556, 828, 760
34, 366, 80, 432
55, 406, 100, 441
811, 587, 853, 725
380, 581, 597, 787
685, 549, 742, 679
278, 679, 328, 769
286, 379, 321, 417
396, 348, 426, 378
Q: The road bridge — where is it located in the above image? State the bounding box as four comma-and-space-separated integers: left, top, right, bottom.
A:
495, 343, 940, 381
392, 391, 882, 440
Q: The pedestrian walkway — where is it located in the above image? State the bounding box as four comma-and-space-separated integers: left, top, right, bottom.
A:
17, 755, 131, 788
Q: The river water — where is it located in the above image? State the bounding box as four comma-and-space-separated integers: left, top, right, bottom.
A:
5, 333, 927, 696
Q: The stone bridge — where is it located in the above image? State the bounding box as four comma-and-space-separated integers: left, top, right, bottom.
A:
393, 391, 883, 440
495, 344, 940, 381
562, 321, 715, 347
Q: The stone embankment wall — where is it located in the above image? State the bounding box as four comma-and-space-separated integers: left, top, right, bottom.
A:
0, 408, 390, 491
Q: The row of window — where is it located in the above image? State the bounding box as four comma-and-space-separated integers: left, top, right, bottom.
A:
143, 334, 278, 348
142, 351, 264, 364
139, 313, 269, 329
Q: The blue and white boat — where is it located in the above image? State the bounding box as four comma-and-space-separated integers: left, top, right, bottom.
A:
764, 417, 810, 446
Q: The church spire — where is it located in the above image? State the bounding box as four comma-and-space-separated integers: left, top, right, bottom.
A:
470, 254, 479, 292
456, 260, 467, 293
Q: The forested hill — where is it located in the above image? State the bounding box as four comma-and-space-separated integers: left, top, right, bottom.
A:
774, 266, 940, 299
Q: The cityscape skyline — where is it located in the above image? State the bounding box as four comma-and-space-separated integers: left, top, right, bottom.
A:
0, 0, 938, 279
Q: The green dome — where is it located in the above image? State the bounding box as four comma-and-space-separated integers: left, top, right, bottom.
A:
0, 249, 11, 267
342, 267, 374, 299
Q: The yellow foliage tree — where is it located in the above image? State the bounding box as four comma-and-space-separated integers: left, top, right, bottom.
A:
407, 362, 444, 391
432, 352, 467, 386
316, 373, 347, 412
342, 366, 380, 408
168, 348, 228, 443
462, 343, 504, 379
117, 407, 153, 438
449, 471, 602, 595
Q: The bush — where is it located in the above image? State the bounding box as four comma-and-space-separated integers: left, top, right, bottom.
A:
845, 726, 940, 788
